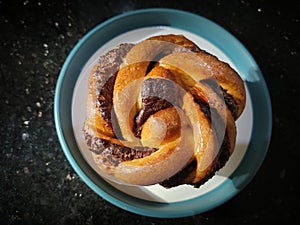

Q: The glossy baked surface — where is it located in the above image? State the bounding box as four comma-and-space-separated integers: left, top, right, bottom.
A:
1, 1, 297, 224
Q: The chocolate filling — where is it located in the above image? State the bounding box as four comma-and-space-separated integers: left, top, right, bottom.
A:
86, 43, 160, 165
194, 96, 228, 145
222, 87, 239, 120
134, 77, 183, 136
95, 43, 134, 125
201, 79, 239, 119
160, 159, 197, 188
84, 131, 157, 167
161, 134, 231, 188
160, 97, 231, 188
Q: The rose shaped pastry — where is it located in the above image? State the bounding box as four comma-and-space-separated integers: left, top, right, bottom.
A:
83, 34, 246, 188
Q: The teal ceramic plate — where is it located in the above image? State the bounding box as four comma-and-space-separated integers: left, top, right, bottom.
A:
54, 8, 272, 218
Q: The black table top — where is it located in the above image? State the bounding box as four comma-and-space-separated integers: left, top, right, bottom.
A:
1, 0, 298, 224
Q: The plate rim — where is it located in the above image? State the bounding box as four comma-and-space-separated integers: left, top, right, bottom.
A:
54, 8, 272, 218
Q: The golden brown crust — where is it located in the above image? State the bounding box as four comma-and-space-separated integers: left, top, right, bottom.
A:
83, 34, 246, 187
159, 51, 246, 119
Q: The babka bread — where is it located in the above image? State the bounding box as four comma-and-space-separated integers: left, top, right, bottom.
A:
83, 34, 246, 188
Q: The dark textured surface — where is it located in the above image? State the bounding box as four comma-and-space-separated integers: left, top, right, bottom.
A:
135, 78, 178, 134
0, 0, 299, 224
95, 43, 134, 125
